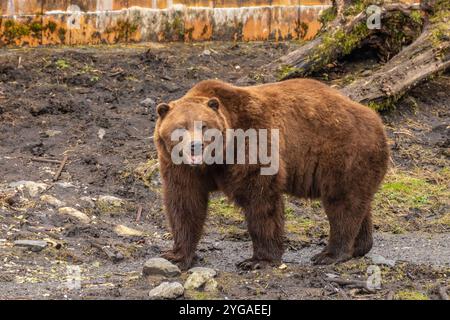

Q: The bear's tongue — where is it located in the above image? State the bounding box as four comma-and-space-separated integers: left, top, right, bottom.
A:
190, 155, 203, 165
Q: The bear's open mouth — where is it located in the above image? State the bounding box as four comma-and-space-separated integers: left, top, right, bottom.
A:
187, 154, 203, 166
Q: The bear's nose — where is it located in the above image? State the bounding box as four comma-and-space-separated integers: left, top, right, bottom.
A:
190, 141, 204, 155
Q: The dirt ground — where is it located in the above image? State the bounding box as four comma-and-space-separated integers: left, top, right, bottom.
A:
0, 42, 448, 300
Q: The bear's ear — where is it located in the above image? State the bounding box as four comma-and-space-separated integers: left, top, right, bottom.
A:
207, 98, 220, 111
156, 103, 170, 118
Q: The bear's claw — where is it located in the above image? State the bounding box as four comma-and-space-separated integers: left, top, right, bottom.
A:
236, 258, 277, 270
311, 250, 352, 265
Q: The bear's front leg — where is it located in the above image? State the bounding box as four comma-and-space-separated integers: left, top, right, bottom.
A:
236, 193, 285, 270
160, 167, 209, 270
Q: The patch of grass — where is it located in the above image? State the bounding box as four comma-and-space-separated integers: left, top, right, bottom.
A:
55, 59, 70, 69
209, 197, 243, 223
373, 169, 450, 233
394, 290, 429, 300
277, 65, 303, 80
319, 7, 336, 26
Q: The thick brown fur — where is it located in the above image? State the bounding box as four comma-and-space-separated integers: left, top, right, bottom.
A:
154, 79, 389, 270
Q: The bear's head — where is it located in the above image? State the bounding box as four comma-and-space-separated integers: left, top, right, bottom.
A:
155, 96, 227, 167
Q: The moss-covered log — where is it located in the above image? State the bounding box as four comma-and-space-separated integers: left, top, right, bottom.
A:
245, 0, 449, 108
342, 0, 450, 109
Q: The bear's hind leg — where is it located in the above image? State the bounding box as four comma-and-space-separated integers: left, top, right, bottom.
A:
312, 197, 368, 265
353, 211, 373, 257
236, 194, 285, 270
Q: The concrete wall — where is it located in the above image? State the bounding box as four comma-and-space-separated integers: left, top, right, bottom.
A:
0, 0, 332, 46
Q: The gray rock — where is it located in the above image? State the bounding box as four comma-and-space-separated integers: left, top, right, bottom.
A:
14, 240, 47, 252
368, 253, 396, 267
143, 258, 181, 277
9, 181, 48, 197
149, 282, 184, 299
96, 195, 125, 213
188, 267, 217, 278
59, 207, 91, 224
140, 98, 156, 108
40, 194, 65, 208
184, 267, 217, 290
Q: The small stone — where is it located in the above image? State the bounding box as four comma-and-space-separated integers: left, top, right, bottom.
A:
98, 128, 106, 140
97, 195, 125, 213
278, 263, 287, 270
368, 253, 396, 267
14, 240, 47, 252
149, 282, 184, 299
143, 258, 181, 277
9, 181, 48, 197
140, 98, 156, 108
114, 224, 145, 237
45, 130, 61, 137
184, 267, 217, 290
40, 194, 65, 208
58, 207, 91, 223
200, 49, 211, 56
55, 182, 75, 189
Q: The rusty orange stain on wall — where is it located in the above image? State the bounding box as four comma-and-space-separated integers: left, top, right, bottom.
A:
0, 0, 334, 46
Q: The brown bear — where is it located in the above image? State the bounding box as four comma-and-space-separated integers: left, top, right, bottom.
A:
154, 79, 389, 270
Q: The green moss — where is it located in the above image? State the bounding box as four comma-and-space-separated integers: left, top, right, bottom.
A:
58, 28, 67, 42
29, 22, 43, 34
394, 290, 429, 300
367, 97, 397, 112
277, 65, 303, 80
133, 159, 160, 191
319, 7, 336, 26
55, 59, 70, 69
3, 20, 31, 42
209, 197, 243, 223
306, 21, 370, 74
45, 21, 58, 33
409, 11, 423, 25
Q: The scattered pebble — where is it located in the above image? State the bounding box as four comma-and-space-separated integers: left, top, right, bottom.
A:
140, 97, 156, 108
44, 130, 61, 137
14, 240, 47, 252
278, 263, 287, 270
58, 207, 91, 223
143, 258, 181, 277
97, 195, 125, 213
368, 253, 396, 267
149, 282, 184, 299
200, 49, 211, 56
114, 224, 145, 237
98, 128, 106, 140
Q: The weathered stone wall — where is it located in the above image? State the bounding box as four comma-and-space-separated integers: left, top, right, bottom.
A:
0, 0, 331, 46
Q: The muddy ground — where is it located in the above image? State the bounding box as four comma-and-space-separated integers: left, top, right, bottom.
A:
0, 42, 449, 300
